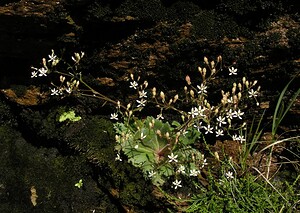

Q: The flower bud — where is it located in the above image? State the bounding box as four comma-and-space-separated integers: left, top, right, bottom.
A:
160, 91, 165, 102
198, 67, 202, 74
144, 81, 148, 88
202, 68, 207, 78
211, 60, 215, 68
173, 94, 179, 103
217, 55, 222, 62
245, 81, 249, 88
242, 77, 246, 84
165, 132, 170, 139
152, 87, 156, 97
127, 103, 131, 109
190, 89, 194, 98
214, 151, 220, 161
184, 86, 188, 93
42, 58, 47, 67
60, 75, 65, 83
204, 57, 209, 65
185, 75, 191, 85
238, 83, 242, 91
238, 92, 242, 99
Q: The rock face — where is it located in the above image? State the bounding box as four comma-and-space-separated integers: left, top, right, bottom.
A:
0, 0, 299, 212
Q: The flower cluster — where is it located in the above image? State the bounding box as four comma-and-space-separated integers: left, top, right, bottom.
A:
30, 50, 85, 97
110, 56, 261, 190
30, 51, 261, 192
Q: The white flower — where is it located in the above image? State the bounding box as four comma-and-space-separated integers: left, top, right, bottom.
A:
235, 109, 244, 119
188, 107, 199, 118
203, 124, 213, 134
237, 135, 246, 143
216, 116, 227, 126
248, 89, 258, 98
229, 67, 237, 75
197, 83, 207, 94
227, 97, 234, 103
148, 171, 156, 178
189, 169, 199, 177
226, 109, 235, 120
193, 122, 203, 132
201, 158, 208, 168
48, 50, 58, 64
38, 67, 48, 76
31, 71, 38, 78
156, 114, 164, 120
115, 153, 122, 161
232, 134, 239, 141
134, 144, 139, 149
177, 165, 185, 174
50, 88, 60, 96
168, 153, 178, 163
139, 90, 147, 98
110, 113, 118, 120
140, 132, 146, 140
129, 81, 138, 89
215, 129, 224, 137
136, 99, 146, 107
172, 179, 182, 189
225, 171, 234, 179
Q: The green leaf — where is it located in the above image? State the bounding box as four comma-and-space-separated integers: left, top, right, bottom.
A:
59, 110, 81, 122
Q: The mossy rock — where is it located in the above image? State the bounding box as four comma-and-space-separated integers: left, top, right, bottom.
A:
0, 125, 114, 212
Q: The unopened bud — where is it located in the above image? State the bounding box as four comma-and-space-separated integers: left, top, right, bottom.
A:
211, 68, 216, 75
198, 67, 202, 74
211, 60, 215, 68
127, 103, 131, 109
214, 151, 220, 161
245, 81, 249, 88
130, 73, 134, 80
174, 94, 179, 103
160, 91, 165, 102
190, 89, 194, 98
217, 55, 222, 62
152, 87, 156, 97
165, 132, 170, 139
156, 130, 162, 137
144, 81, 148, 88
238, 92, 242, 99
60, 75, 65, 83
202, 68, 207, 78
204, 57, 209, 65
184, 86, 188, 93
42, 58, 47, 67
169, 99, 173, 105
238, 83, 242, 91
242, 77, 246, 84
185, 75, 191, 85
